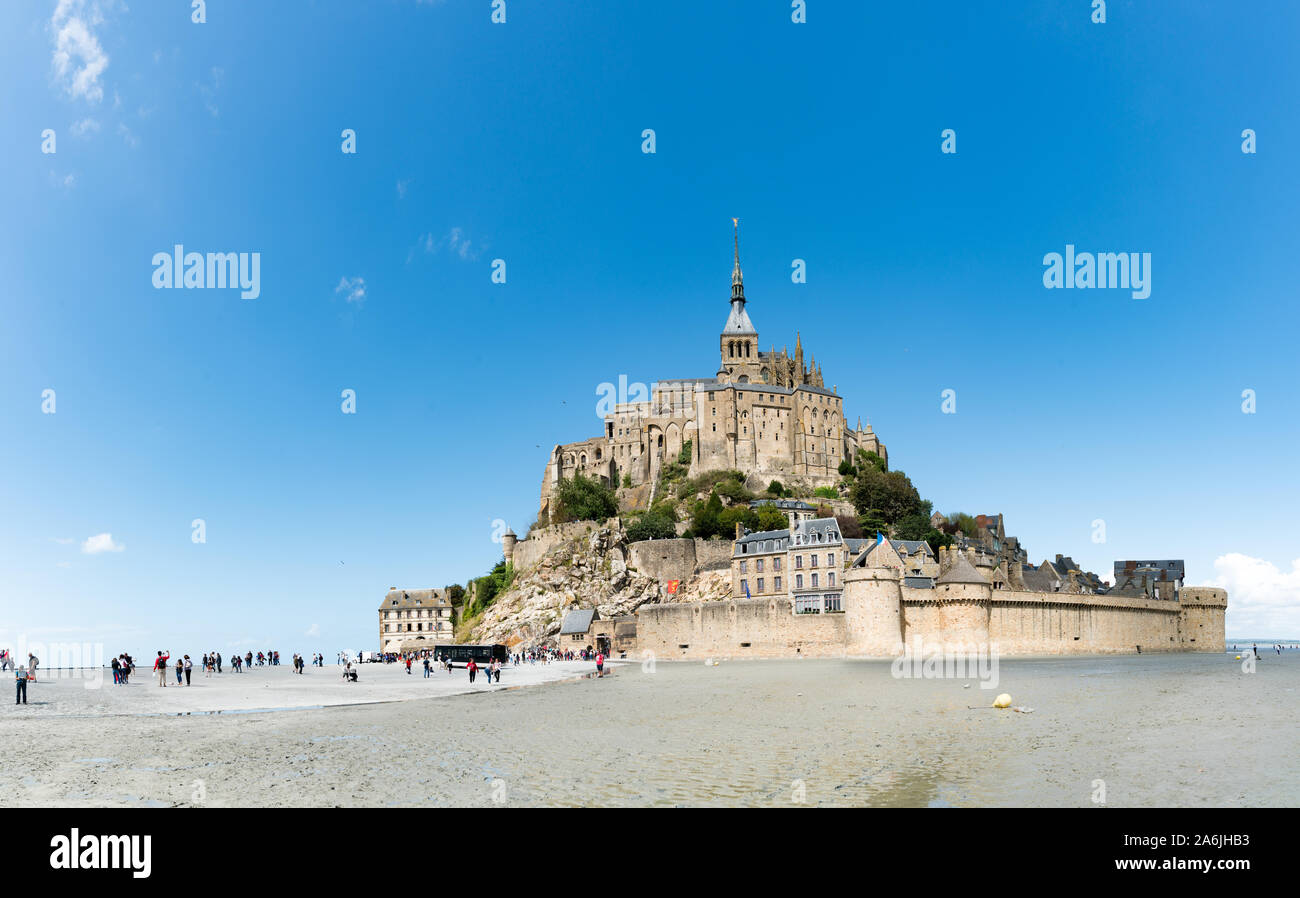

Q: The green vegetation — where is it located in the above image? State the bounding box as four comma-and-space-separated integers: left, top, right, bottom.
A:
627, 511, 677, 541
813, 485, 838, 500
837, 459, 856, 477
767, 479, 786, 497
675, 468, 748, 500
843, 451, 951, 555
677, 440, 692, 465
943, 512, 979, 537
622, 473, 633, 488
754, 504, 789, 532
551, 473, 618, 524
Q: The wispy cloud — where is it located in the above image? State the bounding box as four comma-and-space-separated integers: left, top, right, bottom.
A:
305, 623, 321, 638
50, 0, 110, 104
416, 227, 482, 262
335, 276, 366, 305
118, 121, 139, 148
197, 66, 224, 117
70, 116, 100, 137
396, 179, 411, 199
81, 532, 124, 554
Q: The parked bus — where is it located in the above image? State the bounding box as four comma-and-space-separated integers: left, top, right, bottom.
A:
433, 644, 507, 664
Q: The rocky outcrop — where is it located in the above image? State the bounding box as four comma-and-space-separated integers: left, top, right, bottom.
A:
468, 520, 732, 647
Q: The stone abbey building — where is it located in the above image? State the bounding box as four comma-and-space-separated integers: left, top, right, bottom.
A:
539, 225, 887, 519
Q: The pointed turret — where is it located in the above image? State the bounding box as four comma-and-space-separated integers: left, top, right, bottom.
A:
721, 218, 756, 337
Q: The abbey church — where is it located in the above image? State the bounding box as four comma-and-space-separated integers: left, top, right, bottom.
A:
539, 224, 887, 518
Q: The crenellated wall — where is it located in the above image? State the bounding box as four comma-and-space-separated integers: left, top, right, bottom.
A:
636, 576, 1228, 660
636, 597, 847, 659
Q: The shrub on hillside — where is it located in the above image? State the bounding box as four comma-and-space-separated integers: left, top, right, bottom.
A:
551, 474, 618, 524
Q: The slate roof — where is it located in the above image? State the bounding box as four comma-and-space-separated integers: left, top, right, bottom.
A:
1020, 566, 1060, 593
792, 518, 842, 546
937, 553, 989, 585
893, 539, 935, 558
735, 529, 791, 555
749, 499, 816, 511
904, 576, 936, 589
379, 588, 450, 611
723, 302, 757, 335
560, 608, 598, 635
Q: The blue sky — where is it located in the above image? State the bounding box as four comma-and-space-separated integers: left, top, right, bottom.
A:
2, 0, 1297, 656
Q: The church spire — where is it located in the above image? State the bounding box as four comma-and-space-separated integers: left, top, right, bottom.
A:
731, 217, 744, 302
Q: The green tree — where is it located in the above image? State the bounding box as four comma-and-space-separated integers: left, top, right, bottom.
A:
552, 474, 618, 523
767, 480, 786, 497
677, 440, 692, 465
755, 504, 789, 532
686, 490, 726, 539
627, 511, 677, 542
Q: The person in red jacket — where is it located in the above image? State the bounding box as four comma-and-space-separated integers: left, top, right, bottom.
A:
596, 652, 605, 678
154, 650, 170, 687
467, 659, 478, 684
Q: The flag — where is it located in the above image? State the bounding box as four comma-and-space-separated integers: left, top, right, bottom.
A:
667, 579, 679, 595
876, 531, 884, 545
743, 580, 751, 600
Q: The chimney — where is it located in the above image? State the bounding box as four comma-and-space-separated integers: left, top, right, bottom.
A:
787, 509, 797, 532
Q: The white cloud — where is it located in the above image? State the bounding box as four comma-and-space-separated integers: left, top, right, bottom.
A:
1206, 553, 1300, 638
335, 276, 366, 305
81, 532, 124, 554
118, 121, 139, 148
51, 0, 110, 104
197, 66, 223, 117
70, 116, 100, 137
396, 179, 411, 199
418, 227, 481, 261
305, 623, 321, 638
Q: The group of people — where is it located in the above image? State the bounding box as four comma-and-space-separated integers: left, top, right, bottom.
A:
110, 654, 136, 683
145, 649, 327, 686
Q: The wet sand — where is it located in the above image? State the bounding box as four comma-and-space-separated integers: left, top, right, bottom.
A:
1, 653, 1294, 807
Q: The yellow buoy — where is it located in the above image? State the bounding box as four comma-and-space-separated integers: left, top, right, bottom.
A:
993, 693, 1012, 708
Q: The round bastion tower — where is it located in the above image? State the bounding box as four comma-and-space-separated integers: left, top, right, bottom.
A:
501, 527, 517, 566
843, 543, 905, 656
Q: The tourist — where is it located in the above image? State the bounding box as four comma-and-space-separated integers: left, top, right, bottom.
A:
111, 655, 121, 685
14, 660, 27, 705
467, 659, 477, 684
27, 653, 38, 682
595, 652, 604, 678
405, 655, 412, 675
215, 652, 222, 673
155, 651, 169, 687
184, 655, 193, 686
423, 657, 431, 678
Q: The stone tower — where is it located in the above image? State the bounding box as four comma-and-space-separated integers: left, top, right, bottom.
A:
501, 527, 517, 566
718, 219, 762, 384
1178, 587, 1227, 652
843, 539, 906, 656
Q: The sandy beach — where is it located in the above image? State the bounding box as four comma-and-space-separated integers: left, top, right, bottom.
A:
3, 658, 609, 717
2, 653, 1295, 808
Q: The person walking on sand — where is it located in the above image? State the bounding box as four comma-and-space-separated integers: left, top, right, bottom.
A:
15, 659, 27, 705
595, 652, 605, 678
467, 659, 477, 684
155, 651, 170, 687
184, 655, 193, 686
423, 657, 431, 678
26, 654, 38, 682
